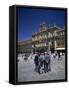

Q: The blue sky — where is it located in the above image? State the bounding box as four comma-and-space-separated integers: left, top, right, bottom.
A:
17, 7, 65, 41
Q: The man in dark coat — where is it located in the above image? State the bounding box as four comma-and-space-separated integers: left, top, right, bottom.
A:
34, 52, 39, 72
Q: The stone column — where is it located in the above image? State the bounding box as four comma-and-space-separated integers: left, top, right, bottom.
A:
48, 42, 51, 51
54, 41, 57, 50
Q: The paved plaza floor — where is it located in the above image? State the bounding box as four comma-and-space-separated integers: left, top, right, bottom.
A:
18, 54, 65, 82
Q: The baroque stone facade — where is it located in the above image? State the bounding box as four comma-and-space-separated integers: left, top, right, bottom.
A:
18, 22, 65, 53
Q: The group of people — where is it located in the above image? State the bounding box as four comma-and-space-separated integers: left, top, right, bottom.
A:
53, 51, 64, 60
33, 51, 51, 74
18, 50, 65, 75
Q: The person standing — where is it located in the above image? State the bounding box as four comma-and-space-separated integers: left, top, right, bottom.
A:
44, 52, 51, 72
34, 52, 39, 72
38, 53, 45, 74
58, 52, 61, 60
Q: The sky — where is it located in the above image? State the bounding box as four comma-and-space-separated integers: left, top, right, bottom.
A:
17, 7, 65, 41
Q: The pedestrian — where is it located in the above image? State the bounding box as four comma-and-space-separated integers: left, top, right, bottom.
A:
24, 54, 28, 62
38, 53, 45, 74
58, 52, 61, 60
44, 52, 51, 72
34, 52, 39, 72
53, 53, 56, 59
60, 52, 62, 60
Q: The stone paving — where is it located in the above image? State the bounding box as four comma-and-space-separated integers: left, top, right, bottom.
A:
18, 54, 65, 82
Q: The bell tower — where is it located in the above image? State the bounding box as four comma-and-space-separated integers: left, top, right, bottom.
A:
39, 22, 47, 32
